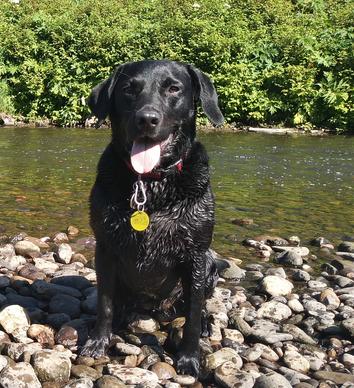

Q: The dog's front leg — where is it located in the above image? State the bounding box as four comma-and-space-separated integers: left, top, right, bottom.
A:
80, 243, 116, 358
176, 255, 206, 377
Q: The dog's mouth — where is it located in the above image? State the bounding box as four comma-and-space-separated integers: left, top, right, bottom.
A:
130, 135, 172, 174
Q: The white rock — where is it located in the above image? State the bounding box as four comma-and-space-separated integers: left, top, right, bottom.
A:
0, 255, 26, 271
261, 276, 293, 296
222, 328, 244, 343
14, 241, 40, 257
302, 298, 327, 316
0, 305, 30, 343
127, 315, 160, 333
211, 312, 229, 328
0, 355, 7, 372
255, 344, 279, 361
288, 299, 304, 313
0, 244, 15, 258
209, 323, 223, 342
257, 301, 292, 321
272, 246, 309, 256
0, 362, 41, 388
64, 378, 94, 388
107, 364, 159, 385
115, 342, 142, 355
206, 297, 228, 314
254, 371, 292, 388
342, 353, 354, 368
32, 349, 71, 383
33, 258, 59, 274
205, 347, 243, 370
215, 361, 255, 388
56, 243, 73, 264
283, 350, 310, 373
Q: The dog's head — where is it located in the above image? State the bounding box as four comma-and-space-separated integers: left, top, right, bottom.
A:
88, 60, 224, 174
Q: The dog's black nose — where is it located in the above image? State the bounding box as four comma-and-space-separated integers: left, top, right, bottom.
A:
135, 110, 161, 132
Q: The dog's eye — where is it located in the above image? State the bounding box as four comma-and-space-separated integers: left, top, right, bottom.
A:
168, 85, 180, 94
123, 85, 134, 95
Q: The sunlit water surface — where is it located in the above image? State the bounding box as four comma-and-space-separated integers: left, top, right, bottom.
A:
0, 128, 353, 262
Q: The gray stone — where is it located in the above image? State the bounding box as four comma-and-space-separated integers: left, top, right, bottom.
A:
338, 241, 354, 253
278, 366, 311, 384
254, 371, 292, 388
95, 375, 127, 387
292, 269, 311, 282
313, 371, 354, 384
6, 293, 39, 309
215, 361, 255, 388
265, 267, 286, 278
276, 250, 303, 267
342, 317, 354, 336
0, 294, 7, 306
81, 294, 97, 315
50, 275, 92, 290
46, 313, 71, 329
336, 251, 354, 260
49, 294, 81, 318
0, 362, 41, 388
106, 363, 158, 385
219, 260, 246, 280
0, 275, 10, 289
282, 324, 316, 345
32, 349, 71, 383
32, 279, 82, 298
272, 246, 309, 257
261, 276, 293, 296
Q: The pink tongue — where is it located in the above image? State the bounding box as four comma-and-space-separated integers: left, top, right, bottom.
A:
131, 140, 161, 174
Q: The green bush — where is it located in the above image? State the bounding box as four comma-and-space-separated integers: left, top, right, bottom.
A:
0, 0, 352, 131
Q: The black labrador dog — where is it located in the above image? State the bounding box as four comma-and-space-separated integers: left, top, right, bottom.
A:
80, 60, 224, 376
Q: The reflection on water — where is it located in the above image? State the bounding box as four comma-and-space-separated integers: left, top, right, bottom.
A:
0, 128, 353, 258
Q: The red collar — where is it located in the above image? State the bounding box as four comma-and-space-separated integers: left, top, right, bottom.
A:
125, 158, 183, 179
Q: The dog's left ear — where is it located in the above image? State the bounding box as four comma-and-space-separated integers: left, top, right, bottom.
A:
88, 65, 124, 127
187, 65, 224, 126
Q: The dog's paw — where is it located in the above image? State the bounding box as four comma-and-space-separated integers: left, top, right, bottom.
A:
79, 336, 109, 358
176, 352, 200, 377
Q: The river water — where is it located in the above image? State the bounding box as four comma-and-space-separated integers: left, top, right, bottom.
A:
0, 128, 353, 260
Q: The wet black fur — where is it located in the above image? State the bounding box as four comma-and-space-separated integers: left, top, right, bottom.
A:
79, 60, 224, 376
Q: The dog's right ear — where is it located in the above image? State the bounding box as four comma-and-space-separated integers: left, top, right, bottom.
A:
87, 65, 123, 127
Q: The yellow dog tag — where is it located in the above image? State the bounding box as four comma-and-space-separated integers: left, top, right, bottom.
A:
130, 210, 150, 231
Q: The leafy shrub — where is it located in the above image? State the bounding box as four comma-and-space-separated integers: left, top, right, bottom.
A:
0, 0, 352, 131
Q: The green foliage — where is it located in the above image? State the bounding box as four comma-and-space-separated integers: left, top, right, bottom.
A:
0, 0, 352, 130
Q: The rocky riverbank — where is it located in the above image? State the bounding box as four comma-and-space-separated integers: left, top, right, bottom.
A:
0, 228, 354, 387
